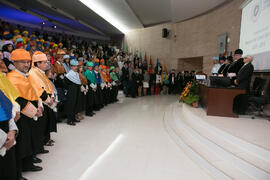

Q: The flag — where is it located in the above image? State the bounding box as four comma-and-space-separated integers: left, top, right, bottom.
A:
139, 51, 142, 59
162, 61, 166, 72
144, 52, 147, 61
149, 56, 152, 74
125, 44, 128, 52
230, 51, 232, 56
155, 58, 159, 73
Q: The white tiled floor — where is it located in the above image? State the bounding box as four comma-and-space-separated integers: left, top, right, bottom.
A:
23, 95, 213, 180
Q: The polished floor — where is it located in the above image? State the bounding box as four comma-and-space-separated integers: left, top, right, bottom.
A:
24, 94, 213, 180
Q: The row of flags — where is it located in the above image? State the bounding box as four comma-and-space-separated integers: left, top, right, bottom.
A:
125, 44, 167, 74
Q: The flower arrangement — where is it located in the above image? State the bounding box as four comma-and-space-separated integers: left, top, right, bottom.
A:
179, 81, 199, 106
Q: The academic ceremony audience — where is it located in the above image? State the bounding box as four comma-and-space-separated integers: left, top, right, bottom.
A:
0, 21, 195, 180
0, 18, 256, 180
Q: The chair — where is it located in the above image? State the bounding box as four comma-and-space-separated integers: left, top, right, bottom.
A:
247, 77, 269, 120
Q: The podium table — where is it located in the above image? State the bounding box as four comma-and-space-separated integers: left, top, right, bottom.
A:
199, 84, 245, 118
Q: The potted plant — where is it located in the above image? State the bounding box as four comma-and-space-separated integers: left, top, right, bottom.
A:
179, 81, 199, 108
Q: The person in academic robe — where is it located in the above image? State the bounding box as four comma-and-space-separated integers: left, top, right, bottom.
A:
233, 55, 254, 114
2, 41, 15, 71
0, 90, 18, 180
62, 55, 70, 73
64, 59, 81, 126
110, 66, 119, 102
51, 50, 66, 103
84, 62, 96, 116
168, 70, 177, 94
7, 49, 43, 180
217, 56, 226, 74
211, 49, 244, 87
219, 56, 232, 77
176, 72, 183, 93
76, 65, 88, 120
227, 49, 244, 78
93, 63, 104, 109
0, 58, 20, 180
28, 51, 57, 148
211, 57, 221, 76
100, 65, 109, 106
106, 66, 114, 103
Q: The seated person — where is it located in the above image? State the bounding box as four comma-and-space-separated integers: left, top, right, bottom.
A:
211, 57, 221, 76
217, 56, 226, 75
227, 49, 244, 78
210, 49, 244, 87
218, 56, 232, 77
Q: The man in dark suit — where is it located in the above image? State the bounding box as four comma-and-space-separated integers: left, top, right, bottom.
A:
234, 55, 254, 93
168, 70, 177, 94
233, 55, 254, 114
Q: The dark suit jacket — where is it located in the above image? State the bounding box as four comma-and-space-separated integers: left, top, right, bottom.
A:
236, 63, 254, 93
169, 73, 176, 85
227, 58, 244, 75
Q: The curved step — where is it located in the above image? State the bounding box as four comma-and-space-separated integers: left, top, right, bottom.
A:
164, 105, 231, 180
179, 103, 270, 173
164, 103, 270, 180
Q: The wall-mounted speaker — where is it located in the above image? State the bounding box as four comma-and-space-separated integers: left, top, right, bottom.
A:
162, 28, 168, 38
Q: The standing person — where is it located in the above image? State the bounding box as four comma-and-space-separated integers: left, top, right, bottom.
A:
137, 69, 144, 97
155, 71, 162, 95
149, 70, 156, 95
162, 71, 169, 95
100, 65, 109, 105
110, 66, 119, 102
176, 72, 184, 93
2, 41, 15, 71
28, 51, 56, 157
7, 49, 43, 180
93, 64, 103, 110
0, 58, 20, 180
84, 62, 96, 116
62, 55, 70, 73
143, 70, 150, 96
130, 68, 138, 98
77, 66, 88, 120
64, 59, 81, 126
169, 70, 177, 94
233, 55, 254, 114
121, 62, 129, 96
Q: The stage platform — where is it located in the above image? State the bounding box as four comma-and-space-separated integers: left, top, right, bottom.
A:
164, 102, 270, 180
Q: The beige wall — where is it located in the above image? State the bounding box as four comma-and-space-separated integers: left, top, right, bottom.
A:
125, 0, 244, 75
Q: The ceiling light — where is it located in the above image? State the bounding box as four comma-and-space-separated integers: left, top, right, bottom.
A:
80, 0, 129, 34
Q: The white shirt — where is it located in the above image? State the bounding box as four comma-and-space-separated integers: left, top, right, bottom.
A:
211, 64, 221, 74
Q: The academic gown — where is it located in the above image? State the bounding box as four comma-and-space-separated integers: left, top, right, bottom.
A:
6, 70, 40, 176
64, 77, 80, 123
77, 73, 88, 113
28, 67, 57, 146
84, 70, 95, 114
94, 70, 103, 108
0, 90, 17, 180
